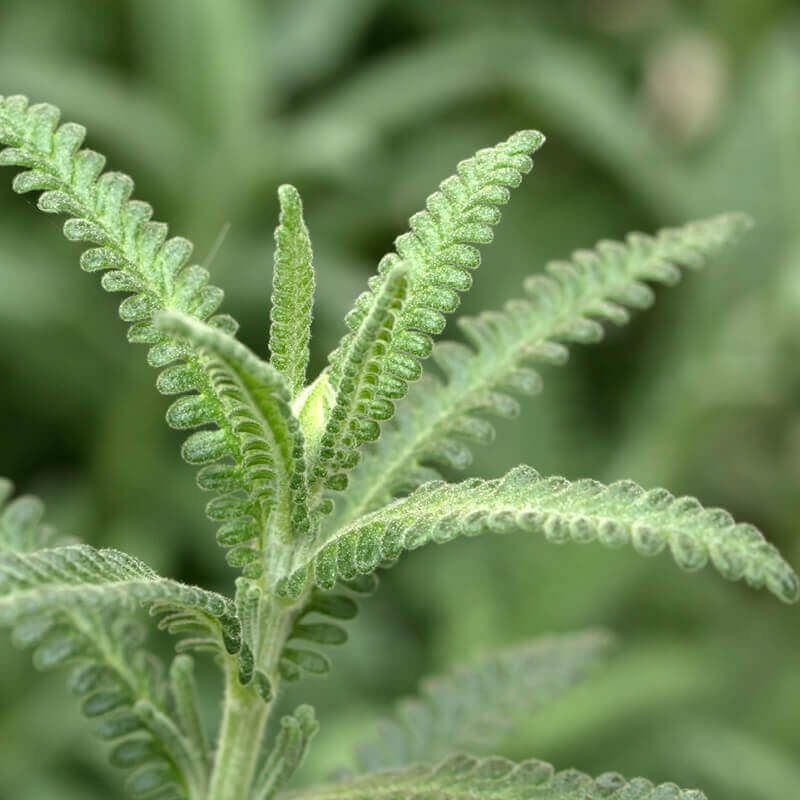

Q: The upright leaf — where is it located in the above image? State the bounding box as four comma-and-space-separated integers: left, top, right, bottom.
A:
252, 705, 319, 800
270, 184, 315, 397
169, 655, 211, 783
0, 477, 62, 552
134, 699, 208, 796
326, 130, 545, 403
0, 96, 272, 577
155, 311, 311, 573
310, 265, 409, 495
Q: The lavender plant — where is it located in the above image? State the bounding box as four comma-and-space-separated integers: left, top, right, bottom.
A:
1, 95, 796, 800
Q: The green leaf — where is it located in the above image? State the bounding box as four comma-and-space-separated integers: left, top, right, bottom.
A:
0, 96, 227, 342
0, 478, 62, 553
0, 483, 213, 798
280, 753, 708, 800
325, 129, 545, 403
293, 373, 336, 457
169, 655, 211, 784
352, 630, 614, 772
310, 265, 409, 495
156, 311, 311, 558
270, 582, 370, 682
270, 184, 315, 397
333, 213, 753, 523
134, 699, 208, 796
252, 705, 319, 800
0, 545, 238, 648
0, 96, 272, 578
278, 466, 799, 603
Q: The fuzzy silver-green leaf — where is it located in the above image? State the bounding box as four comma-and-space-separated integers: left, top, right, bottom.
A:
279, 466, 799, 603
156, 311, 311, 561
333, 213, 752, 523
280, 753, 708, 800
326, 129, 545, 404
270, 184, 315, 397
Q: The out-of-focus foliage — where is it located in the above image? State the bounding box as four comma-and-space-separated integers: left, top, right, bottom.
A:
350, 630, 616, 772
0, 1, 798, 799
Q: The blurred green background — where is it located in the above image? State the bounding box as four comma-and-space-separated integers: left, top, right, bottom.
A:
1, 1, 799, 797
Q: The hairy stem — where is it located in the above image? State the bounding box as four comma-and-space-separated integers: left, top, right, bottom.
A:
207, 597, 299, 800
207, 664, 271, 800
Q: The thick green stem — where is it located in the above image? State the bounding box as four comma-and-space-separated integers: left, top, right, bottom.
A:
207, 596, 302, 800
207, 665, 271, 800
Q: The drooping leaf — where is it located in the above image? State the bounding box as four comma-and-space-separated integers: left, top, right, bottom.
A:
281, 753, 708, 800
277, 466, 799, 603
0, 545, 239, 650
0, 483, 225, 799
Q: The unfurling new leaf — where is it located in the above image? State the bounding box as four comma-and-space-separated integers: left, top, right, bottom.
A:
270, 184, 315, 397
